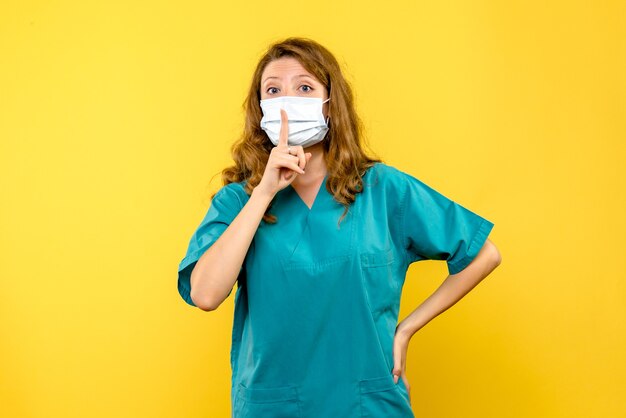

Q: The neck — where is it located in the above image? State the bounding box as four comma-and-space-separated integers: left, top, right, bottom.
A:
293, 142, 326, 185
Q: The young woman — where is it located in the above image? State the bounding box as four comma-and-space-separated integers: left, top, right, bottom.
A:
177, 37, 501, 418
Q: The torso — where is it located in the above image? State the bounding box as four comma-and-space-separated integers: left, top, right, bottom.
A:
228, 162, 415, 417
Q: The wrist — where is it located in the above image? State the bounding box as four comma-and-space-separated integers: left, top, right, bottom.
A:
251, 185, 275, 204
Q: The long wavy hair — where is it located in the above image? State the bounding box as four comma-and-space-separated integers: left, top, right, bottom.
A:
215, 37, 382, 226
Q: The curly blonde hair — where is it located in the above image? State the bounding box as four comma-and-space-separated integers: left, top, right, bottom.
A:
216, 37, 382, 226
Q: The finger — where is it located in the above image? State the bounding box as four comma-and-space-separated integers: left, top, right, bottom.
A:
280, 156, 304, 179
277, 157, 306, 175
292, 146, 306, 171
278, 108, 289, 149
391, 342, 403, 384
290, 162, 306, 175
277, 153, 302, 167
283, 165, 303, 181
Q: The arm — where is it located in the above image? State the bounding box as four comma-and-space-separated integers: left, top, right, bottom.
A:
189, 109, 310, 311
390, 239, 501, 397
190, 187, 273, 311
396, 238, 502, 339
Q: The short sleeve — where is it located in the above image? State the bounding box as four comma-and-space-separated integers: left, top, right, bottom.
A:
177, 184, 246, 307
400, 171, 495, 275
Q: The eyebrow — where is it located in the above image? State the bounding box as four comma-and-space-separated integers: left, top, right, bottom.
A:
262, 74, 315, 85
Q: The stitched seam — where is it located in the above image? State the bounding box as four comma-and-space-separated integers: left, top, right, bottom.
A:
400, 175, 410, 267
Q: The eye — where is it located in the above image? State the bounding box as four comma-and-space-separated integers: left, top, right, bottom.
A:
300, 85, 313, 93
266, 87, 279, 94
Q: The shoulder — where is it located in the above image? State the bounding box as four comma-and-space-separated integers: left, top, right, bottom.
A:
222, 180, 249, 199
363, 162, 452, 210
363, 162, 417, 194
211, 180, 250, 210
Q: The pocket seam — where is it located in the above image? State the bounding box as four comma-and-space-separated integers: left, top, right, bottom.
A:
359, 375, 412, 418
236, 382, 299, 404
360, 248, 394, 268
359, 374, 397, 394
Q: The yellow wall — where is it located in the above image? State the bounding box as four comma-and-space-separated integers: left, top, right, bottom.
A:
1, 1, 624, 417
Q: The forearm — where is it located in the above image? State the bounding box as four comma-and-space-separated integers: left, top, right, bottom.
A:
396, 240, 501, 339
190, 187, 273, 310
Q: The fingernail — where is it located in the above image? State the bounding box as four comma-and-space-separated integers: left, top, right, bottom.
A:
394, 375, 399, 384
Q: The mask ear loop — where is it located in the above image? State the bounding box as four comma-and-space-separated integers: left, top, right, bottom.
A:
323, 97, 330, 125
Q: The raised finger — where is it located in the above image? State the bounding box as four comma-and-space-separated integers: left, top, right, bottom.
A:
278, 108, 289, 149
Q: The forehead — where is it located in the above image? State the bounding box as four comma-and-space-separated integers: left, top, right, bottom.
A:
261, 57, 315, 80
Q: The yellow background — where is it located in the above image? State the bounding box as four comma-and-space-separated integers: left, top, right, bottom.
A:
1, 1, 624, 417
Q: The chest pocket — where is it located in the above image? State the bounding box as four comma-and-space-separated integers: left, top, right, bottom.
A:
234, 382, 302, 418
360, 248, 399, 319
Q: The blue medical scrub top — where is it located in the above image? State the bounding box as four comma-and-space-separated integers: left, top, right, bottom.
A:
178, 162, 495, 418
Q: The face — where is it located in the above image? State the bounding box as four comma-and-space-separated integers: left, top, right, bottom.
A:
260, 56, 329, 119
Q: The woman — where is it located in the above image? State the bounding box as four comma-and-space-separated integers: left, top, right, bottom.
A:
177, 37, 501, 418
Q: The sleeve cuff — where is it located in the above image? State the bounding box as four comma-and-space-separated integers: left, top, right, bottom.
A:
446, 218, 494, 275
178, 250, 239, 307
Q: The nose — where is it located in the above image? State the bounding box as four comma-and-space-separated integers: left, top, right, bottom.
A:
281, 86, 298, 97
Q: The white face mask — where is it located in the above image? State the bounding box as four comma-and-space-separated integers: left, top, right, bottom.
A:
259, 96, 331, 147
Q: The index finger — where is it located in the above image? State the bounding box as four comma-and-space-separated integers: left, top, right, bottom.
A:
278, 108, 289, 148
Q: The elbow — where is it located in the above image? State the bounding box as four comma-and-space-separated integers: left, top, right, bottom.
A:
482, 239, 502, 270
189, 267, 221, 312
489, 243, 502, 269
190, 289, 221, 312
188, 263, 237, 311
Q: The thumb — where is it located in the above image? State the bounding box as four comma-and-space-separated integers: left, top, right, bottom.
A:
391, 361, 402, 385
391, 340, 403, 384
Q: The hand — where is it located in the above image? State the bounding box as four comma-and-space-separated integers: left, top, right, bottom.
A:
256, 108, 312, 197
391, 327, 412, 404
